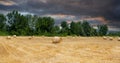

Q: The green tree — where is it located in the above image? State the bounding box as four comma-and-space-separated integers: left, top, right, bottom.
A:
98, 24, 108, 36
6, 10, 29, 35
60, 21, 69, 35
61, 21, 68, 28
82, 21, 92, 36
52, 25, 60, 34
76, 22, 84, 36
0, 10, 111, 36
90, 28, 98, 36
70, 21, 76, 34
0, 14, 6, 31
35, 17, 55, 35
70, 21, 85, 36
26, 15, 38, 35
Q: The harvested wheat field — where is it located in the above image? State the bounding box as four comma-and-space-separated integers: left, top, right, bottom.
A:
0, 36, 120, 63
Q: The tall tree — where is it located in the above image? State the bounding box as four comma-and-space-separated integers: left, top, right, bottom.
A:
52, 25, 60, 34
70, 21, 76, 34
35, 17, 55, 35
77, 22, 84, 36
82, 21, 92, 36
6, 10, 29, 35
0, 14, 6, 31
98, 24, 108, 36
60, 21, 69, 35
70, 21, 85, 36
26, 15, 38, 35
61, 21, 68, 29
90, 28, 98, 36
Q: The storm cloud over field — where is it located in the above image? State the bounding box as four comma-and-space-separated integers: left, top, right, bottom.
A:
0, 0, 120, 31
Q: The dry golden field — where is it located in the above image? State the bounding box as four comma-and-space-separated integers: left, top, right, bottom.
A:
0, 36, 120, 63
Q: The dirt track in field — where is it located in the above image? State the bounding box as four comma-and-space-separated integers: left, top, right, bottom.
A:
0, 36, 120, 63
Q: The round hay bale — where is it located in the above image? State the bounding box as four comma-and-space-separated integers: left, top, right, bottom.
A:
52, 36, 62, 44
6, 36, 11, 39
118, 37, 120, 41
109, 37, 113, 40
28, 36, 33, 40
103, 36, 107, 40
67, 36, 72, 39
31, 36, 34, 38
13, 35, 16, 38
41, 35, 45, 38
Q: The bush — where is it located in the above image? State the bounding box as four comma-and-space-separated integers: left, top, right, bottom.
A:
0, 31, 8, 36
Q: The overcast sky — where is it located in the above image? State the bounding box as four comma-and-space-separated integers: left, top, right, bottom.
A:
0, 0, 120, 31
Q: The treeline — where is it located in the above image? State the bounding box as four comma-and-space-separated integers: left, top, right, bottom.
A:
0, 10, 115, 36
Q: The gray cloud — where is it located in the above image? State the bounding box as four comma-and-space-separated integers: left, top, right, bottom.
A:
0, 0, 120, 30
21, 0, 120, 20
1, 0, 120, 16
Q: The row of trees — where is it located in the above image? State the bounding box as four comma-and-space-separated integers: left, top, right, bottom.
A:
60, 21, 108, 36
0, 10, 109, 36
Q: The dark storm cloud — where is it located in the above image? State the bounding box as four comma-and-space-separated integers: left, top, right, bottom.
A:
23, 0, 120, 20
0, 0, 120, 17
0, 0, 120, 28
0, 4, 21, 11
